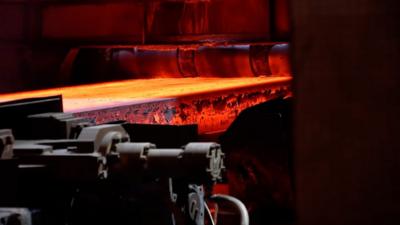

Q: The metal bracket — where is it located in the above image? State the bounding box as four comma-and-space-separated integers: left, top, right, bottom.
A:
188, 184, 205, 225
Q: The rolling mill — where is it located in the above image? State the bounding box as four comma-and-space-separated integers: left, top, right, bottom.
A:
0, 0, 399, 225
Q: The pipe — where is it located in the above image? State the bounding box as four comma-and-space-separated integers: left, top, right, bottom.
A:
210, 194, 249, 225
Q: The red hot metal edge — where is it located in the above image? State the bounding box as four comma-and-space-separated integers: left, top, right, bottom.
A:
0, 77, 292, 134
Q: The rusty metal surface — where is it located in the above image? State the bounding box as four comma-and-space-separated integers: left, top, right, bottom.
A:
94, 44, 290, 79
0, 77, 291, 134
0, 0, 280, 45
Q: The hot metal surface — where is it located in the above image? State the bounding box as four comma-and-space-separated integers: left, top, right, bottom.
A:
0, 77, 291, 134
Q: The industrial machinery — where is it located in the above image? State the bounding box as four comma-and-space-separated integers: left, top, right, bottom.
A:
0, 96, 252, 225
0, 0, 294, 225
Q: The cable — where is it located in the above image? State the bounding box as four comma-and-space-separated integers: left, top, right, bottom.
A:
204, 202, 216, 225
209, 194, 249, 225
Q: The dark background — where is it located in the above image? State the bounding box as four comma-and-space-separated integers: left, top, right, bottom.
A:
292, 1, 400, 224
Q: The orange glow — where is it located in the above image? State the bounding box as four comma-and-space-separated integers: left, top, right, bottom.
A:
0, 77, 290, 112
0, 77, 292, 134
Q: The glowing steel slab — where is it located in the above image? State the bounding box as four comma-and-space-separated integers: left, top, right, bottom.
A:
0, 77, 292, 134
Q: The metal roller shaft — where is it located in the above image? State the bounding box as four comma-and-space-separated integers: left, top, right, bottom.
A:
113, 142, 225, 183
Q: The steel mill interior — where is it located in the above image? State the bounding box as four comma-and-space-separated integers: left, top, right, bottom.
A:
0, 1, 399, 225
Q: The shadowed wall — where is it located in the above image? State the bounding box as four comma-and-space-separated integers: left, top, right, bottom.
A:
292, 1, 400, 225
